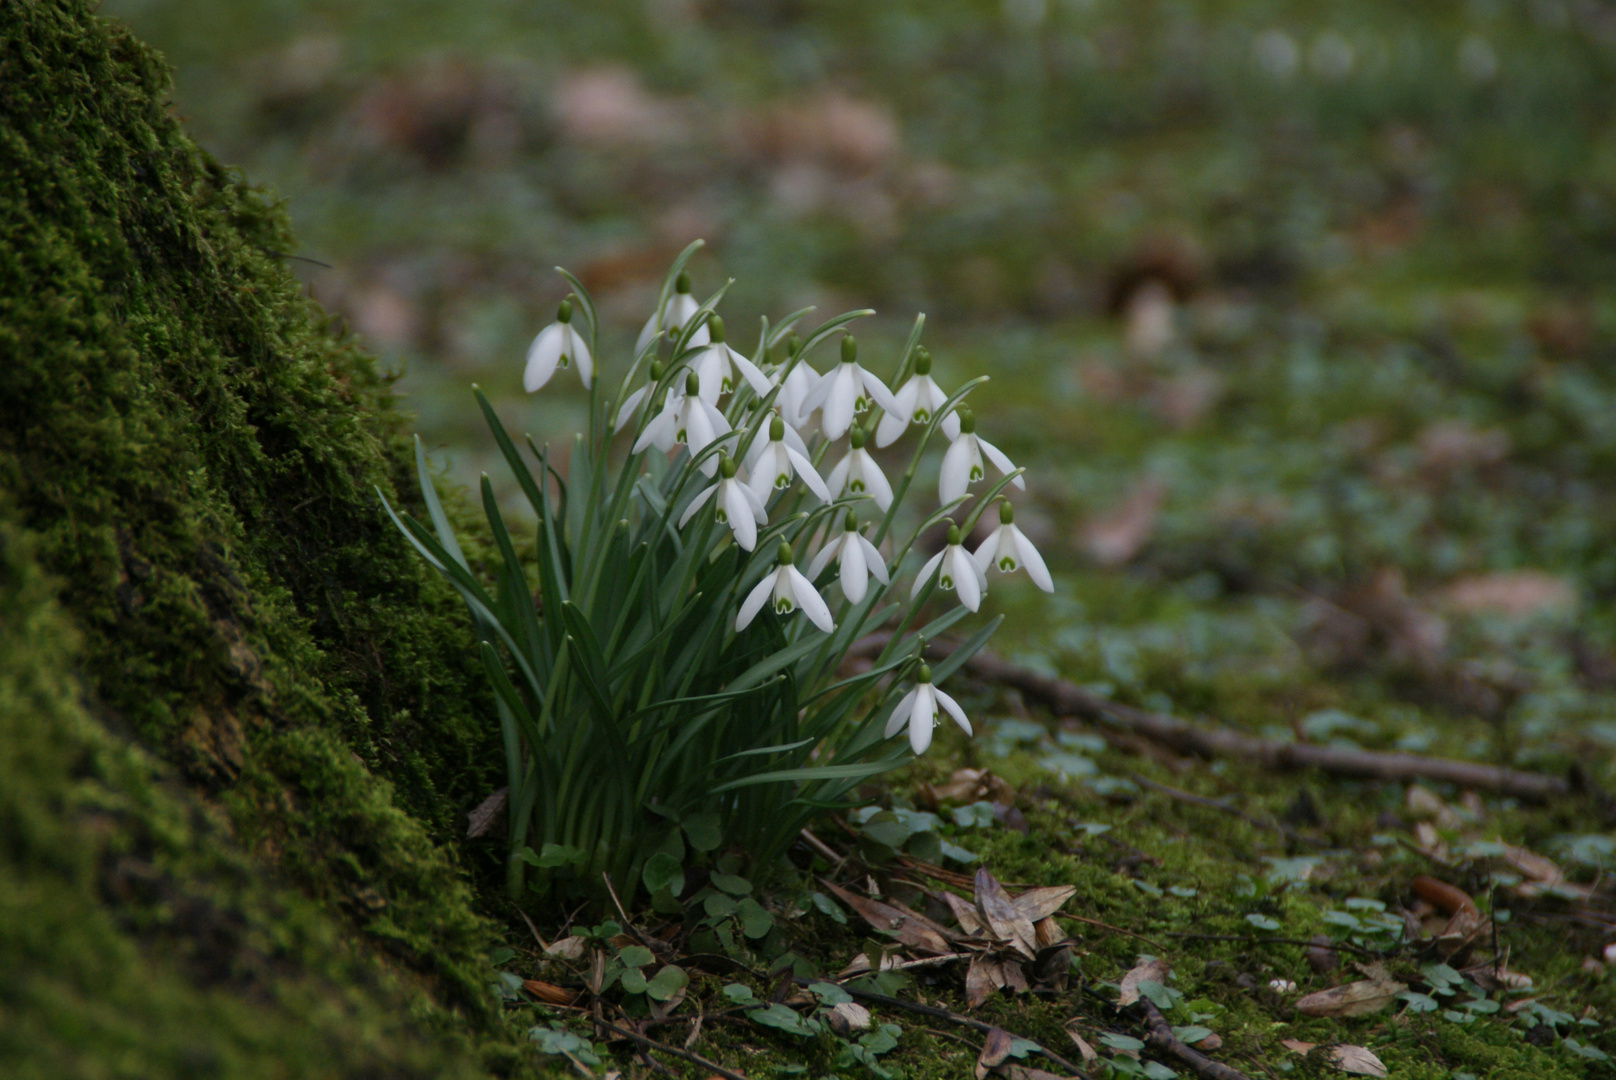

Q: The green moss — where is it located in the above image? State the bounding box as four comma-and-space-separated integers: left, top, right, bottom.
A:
0, 2, 538, 1074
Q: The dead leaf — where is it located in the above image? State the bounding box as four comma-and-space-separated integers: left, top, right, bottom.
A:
976, 1027, 1015, 1079
918, 768, 1018, 809
1118, 956, 1171, 1007
1082, 476, 1165, 568
1061, 1025, 1097, 1066
522, 979, 578, 1006
466, 787, 508, 837
820, 879, 954, 954
1034, 917, 1065, 951
1294, 964, 1406, 1018
1011, 885, 1077, 923
1329, 1045, 1388, 1077
943, 890, 984, 936
831, 1001, 871, 1031
544, 934, 588, 961
1192, 1031, 1222, 1050
1282, 1040, 1318, 1054
965, 954, 1001, 1009
975, 869, 1039, 958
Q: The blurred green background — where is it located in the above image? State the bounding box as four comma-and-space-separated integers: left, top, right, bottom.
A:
107, 0, 1616, 774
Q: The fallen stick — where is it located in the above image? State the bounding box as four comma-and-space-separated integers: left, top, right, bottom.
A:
854, 634, 1569, 800
1134, 997, 1252, 1080
591, 1016, 752, 1080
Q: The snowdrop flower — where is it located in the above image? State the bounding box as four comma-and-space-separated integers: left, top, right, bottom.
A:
635, 271, 710, 355
824, 425, 893, 511
885, 663, 972, 755
938, 406, 1023, 506
690, 316, 770, 404
748, 414, 831, 504
633, 371, 732, 475
680, 454, 768, 551
801, 336, 900, 441
612, 360, 663, 432
807, 510, 889, 604
875, 347, 959, 448
736, 542, 835, 633
911, 522, 988, 612
524, 298, 593, 392
973, 500, 1053, 592
768, 333, 822, 433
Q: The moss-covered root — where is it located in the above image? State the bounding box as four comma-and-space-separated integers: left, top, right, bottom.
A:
0, 2, 533, 1075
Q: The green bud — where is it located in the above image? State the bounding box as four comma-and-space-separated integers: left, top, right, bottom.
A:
841, 335, 857, 364
945, 523, 961, 546
957, 406, 975, 434
1000, 500, 1014, 525
913, 347, 931, 375
557, 298, 573, 323
844, 509, 859, 532
720, 454, 737, 479
849, 425, 867, 449
685, 371, 701, 396
786, 333, 802, 355
649, 360, 664, 380
770, 415, 785, 441
917, 663, 933, 684
777, 541, 795, 566
709, 315, 726, 343
675, 271, 691, 294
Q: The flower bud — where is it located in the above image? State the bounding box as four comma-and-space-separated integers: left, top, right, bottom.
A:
777, 541, 795, 565
1000, 500, 1014, 525
770, 414, 785, 441
786, 333, 802, 356
844, 509, 859, 532
685, 371, 701, 396
720, 454, 737, 479
917, 663, 932, 684
945, 523, 961, 546
557, 298, 573, 323
956, 406, 975, 434
709, 315, 726, 343
849, 425, 867, 449
841, 335, 857, 364
675, 271, 691, 294
913, 346, 931, 375
649, 360, 664, 380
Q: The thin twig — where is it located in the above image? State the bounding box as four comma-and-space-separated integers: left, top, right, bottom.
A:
1064, 914, 1168, 952
1134, 996, 1253, 1080
591, 1016, 753, 1080
517, 906, 550, 952
601, 872, 669, 957
830, 983, 1090, 1078
1130, 773, 1287, 837
800, 826, 847, 866
1165, 932, 1380, 960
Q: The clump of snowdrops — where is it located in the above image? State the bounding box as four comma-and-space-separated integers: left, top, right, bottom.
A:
383, 244, 1051, 902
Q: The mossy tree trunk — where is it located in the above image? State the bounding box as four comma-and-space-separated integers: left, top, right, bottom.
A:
0, 3, 523, 1075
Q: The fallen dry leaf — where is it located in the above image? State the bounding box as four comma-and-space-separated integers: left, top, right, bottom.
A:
1294, 964, 1406, 1018
976, 1027, 1015, 1079
975, 869, 1039, 959
544, 935, 587, 961
943, 890, 984, 936
1118, 956, 1171, 1007
465, 787, 508, 838
1012, 885, 1077, 923
820, 878, 954, 954
1329, 1045, 1388, 1077
918, 768, 1018, 809
831, 1001, 871, 1031
1064, 1023, 1099, 1064
1082, 476, 1165, 568
522, 979, 578, 1006
1281, 1040, 1317, 1054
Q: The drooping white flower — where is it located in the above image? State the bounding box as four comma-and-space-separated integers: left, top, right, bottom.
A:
875, 346, 959, 448
747, 414, 831, 504
800, 335, 900, 441
736, 542, 835, 633
807, 510, 890, 604
824, 425, 893, 511
938, 405, 1024, 506
911, 522, 988, 612
973, 500, 1053, 592
885, 663, 972, 754
680, 454, 769, 551
632, 371, 732, 475
524, 297, 593, 391
635, 271, 711, 355
768, 333, 823, 433
689, 315, 770, 405
612, 360, 663, 432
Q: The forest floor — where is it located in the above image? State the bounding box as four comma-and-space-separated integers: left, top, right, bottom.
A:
104, 0, 1616, 1075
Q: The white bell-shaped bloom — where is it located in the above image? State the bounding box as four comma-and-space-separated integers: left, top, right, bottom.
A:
824, 426, 893, 511
973, 500, 1053, 592
800, 336, 900, 441
748, 414, 831, 504
635, 271, 711, 354
680, 454, 769, 551
736, 542, 835, 633
911, 522, 988, 612
689, 315, 771, 404
938, 405, 1024, 506
772, 362, 822, 434
875, 346, 959, 447
885, 664, 972, 754
524, 298, 593, 391
611, 360, 664, 432
633, 371, 732, 475
807, 510, 890, 604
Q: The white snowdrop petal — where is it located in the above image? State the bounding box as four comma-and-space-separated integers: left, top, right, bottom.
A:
785, 446, 832, 502
950, 547, 982, 611
678, 484, 717, 528
736, 572, 777, 630
821, 370, 857, 440
739, 480, 769, 523
887, 690, 918, 739
807, 535, 843, 580
523, 323, 565, 392
933, 687, 972, 735
1015, 529, 1054, 592
858, 367, 900, 415
635, 312, 661, 355
731, 350, 773, 395
939, 408, 962, 440
724, 483, 758, 551
633, 408, 675, 455
568, 326, 593, 388
839, 535, 868, 603
910, 686, 936, 754
800, 368, 835, 417
613, 385, 649, 431
939, 437, 974, 505
977, 436, 1024, 488
826, 454, 851, 498
972, 527, 1002, 574
876, 381, 920, 447
860, 453, 894, 511
789, 567, 836, 632
912, 550, 946, 600
857, 535, 890, 584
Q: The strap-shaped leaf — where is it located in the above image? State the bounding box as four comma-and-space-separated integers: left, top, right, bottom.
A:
929, 614, 1003, 686
711, 760, 895, 793
414, 435, 469, 572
